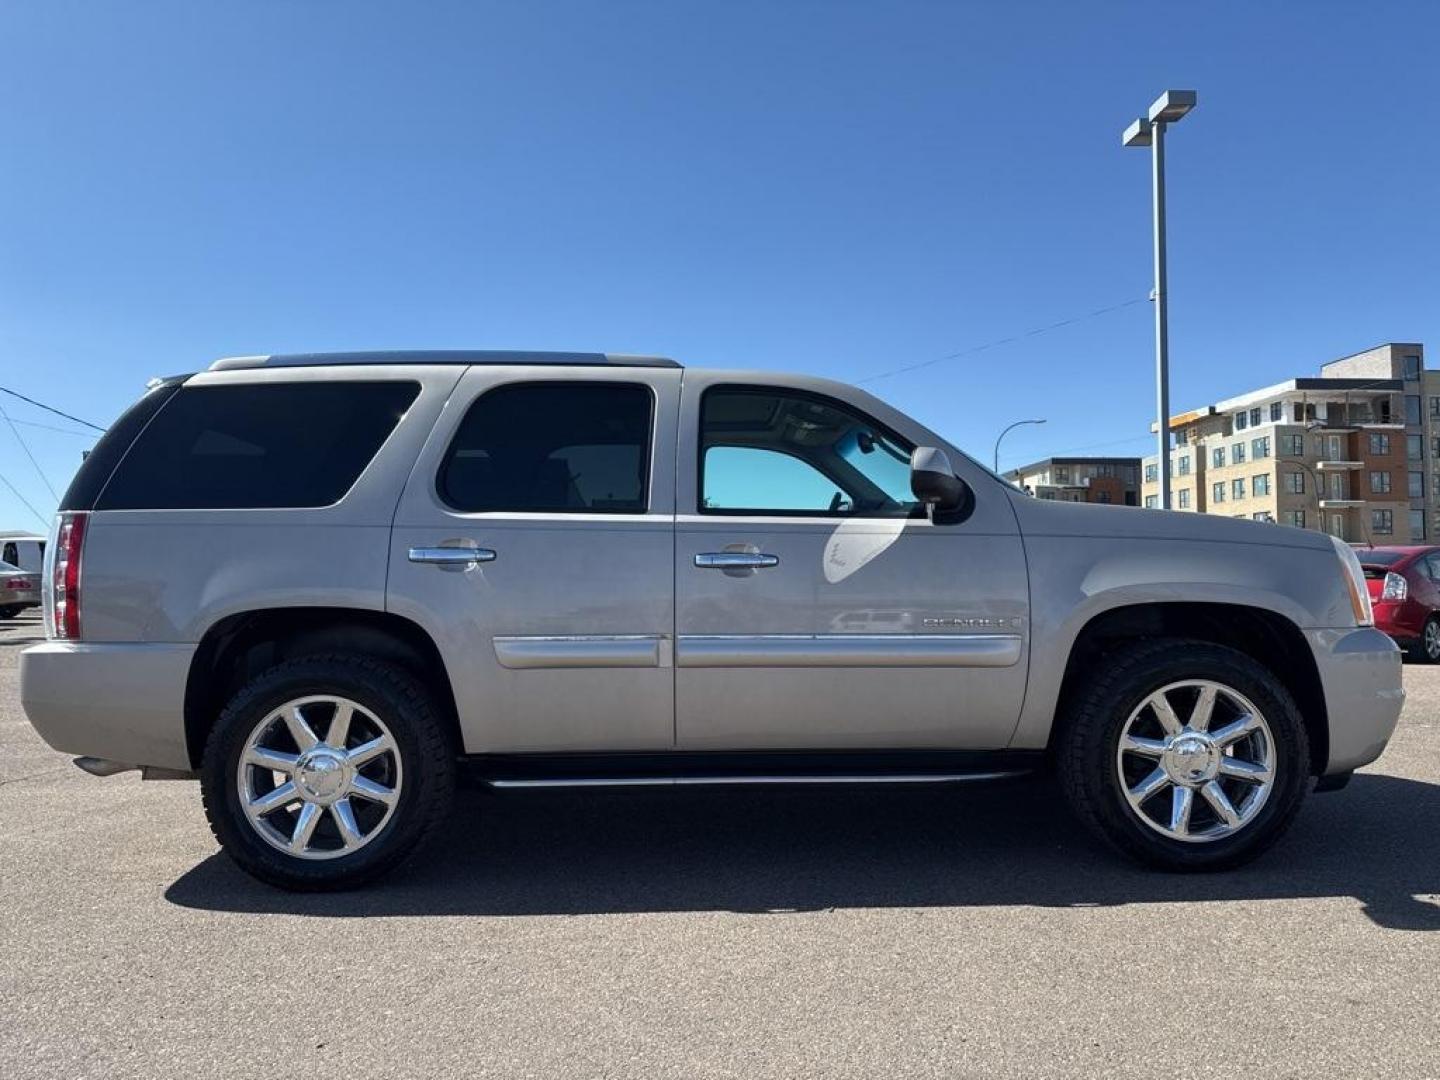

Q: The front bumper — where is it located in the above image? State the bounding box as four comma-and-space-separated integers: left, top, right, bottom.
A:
20, 642, 196, 772
1308, 626, 1404, 775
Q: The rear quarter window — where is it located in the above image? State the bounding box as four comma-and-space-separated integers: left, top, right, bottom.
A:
96, 381, 420, 510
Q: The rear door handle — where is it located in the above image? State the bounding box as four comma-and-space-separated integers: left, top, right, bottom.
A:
694, 552, 779, 570
409, 546, 497, 565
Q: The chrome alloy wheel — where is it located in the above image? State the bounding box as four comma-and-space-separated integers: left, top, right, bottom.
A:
1114, 680, 1275, 844
1425, 620, 1440, 662
236, 695, 403, 860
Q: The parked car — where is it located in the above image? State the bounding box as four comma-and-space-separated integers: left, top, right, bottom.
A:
0, 559, 40, 618
20, 351, 1404, 890
1357, 545, 1440, 662
0, 533, 46, 573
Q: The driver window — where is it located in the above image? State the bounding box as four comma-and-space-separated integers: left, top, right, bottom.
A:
699, 386, 921, 517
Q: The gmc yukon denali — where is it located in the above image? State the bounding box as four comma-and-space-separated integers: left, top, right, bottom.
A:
19, 351, 1404, 890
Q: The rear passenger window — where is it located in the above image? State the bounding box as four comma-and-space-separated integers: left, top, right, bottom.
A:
96, 382, 419, 510
439, 383, 652, 513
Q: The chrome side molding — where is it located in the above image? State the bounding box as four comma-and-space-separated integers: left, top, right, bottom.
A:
487, 770, 1029, 789
675, 633, 1022, 668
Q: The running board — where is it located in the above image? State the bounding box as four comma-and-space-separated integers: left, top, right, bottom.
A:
486, 770, 1030, 789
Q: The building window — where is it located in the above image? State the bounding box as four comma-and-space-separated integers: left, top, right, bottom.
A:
1145, 495, 1158, 509
1281, 434, 1304, 455
1404, 355, 1422, 380
1252, 437, 1271, 459
1252, 512, 1273, 523
1406, 395, 1422, 425
1372, 509, 1394, 535
1409, 435, 1424, 461
1232, 477, 1246, 499
1270, 402, 1283, 422
1144, 463, 1157, 483
1283, 510, 1306, 529
1251, 473, 1270, 496
1295, 401, 1317, 423
1249, 407, 1262, 426
1430, 397, 1440, 419
1284, 470, 1305, 494
1410, 471, 1425, 498
1212, 482, 1225, 504
1369, 433, 1391, 455
1097, 463, 1116, 477
1054, 466, 1070, 483
1432, 437, 1440, 459
1211, 447, 1224, 468
1232, 443, 1246, 465
1095, 491, 1112, 503
1178, 489, 1190, 509
1177, 455, 1190, 477
1174, 431, 1187, 448
1411, 510, 1426, 540
1371, 470, 1392, 494
1235, 411, 1248, 431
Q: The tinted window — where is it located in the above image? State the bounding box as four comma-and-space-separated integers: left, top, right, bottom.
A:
59, 377, 183, 511
439, 383, 652, 513
97, 382, 419, 510
700, 387, 919, 516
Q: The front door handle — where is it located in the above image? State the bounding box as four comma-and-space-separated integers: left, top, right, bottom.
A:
409, 546, 497, 566
694, 552, 779, 570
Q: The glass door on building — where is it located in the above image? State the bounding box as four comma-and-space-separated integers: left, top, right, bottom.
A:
1328, 513, 1346, 541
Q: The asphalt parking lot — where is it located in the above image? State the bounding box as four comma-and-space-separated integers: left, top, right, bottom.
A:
2, 611, 1438, 1079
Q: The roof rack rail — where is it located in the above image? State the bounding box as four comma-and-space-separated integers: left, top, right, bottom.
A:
209, 350, 680, 372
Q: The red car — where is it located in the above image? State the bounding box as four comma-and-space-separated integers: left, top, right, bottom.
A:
1359, 545, 1440, 662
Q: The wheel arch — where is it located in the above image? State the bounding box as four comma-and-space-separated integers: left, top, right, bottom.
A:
1048, 602, 1328, 776
183, 606, 460, 770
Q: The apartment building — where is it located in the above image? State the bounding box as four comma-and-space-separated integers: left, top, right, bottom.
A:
1005, 457, 1141, 505
1141, 342, 1425, 543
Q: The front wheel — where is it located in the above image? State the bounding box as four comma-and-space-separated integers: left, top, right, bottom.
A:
1057, 639, 1310, 871
201, 655, 456, 891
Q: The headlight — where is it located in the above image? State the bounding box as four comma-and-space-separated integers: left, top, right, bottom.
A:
1330, 536, 1374, 626
1381, 571, 1408, 602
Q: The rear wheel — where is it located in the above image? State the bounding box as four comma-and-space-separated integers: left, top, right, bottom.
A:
1412, 617, 1440, 664
1058, 639, 1309, 871
201, 654, 456, 891
0, 605, 21, 619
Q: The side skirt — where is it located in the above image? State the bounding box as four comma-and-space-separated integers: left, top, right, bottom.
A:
466, 749, 1044, 789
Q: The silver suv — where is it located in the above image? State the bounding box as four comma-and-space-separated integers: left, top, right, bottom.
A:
20, 352, 1404, 890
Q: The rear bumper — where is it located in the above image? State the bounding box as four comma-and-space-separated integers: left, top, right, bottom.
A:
0, 587, 39, 607
20, 642, 195, 772
1308, 627, 1404, 775
1371, 599, 1428, 642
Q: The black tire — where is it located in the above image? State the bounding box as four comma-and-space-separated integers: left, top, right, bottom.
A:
201, 654, 456, 891
1411, 617, 1440, 664
1057, 638, 1310, 871
0, 606, 20, 619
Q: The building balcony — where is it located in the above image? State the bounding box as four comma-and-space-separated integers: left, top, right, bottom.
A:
1318, 498, 1365, 509
1315, 460, 1363, 471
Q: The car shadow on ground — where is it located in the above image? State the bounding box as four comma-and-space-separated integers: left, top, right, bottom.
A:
165, 772, 1440, 930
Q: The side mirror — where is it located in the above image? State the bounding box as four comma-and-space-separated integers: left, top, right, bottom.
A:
910, 446, 971, 522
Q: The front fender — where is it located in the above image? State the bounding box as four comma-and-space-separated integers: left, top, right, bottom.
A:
1008, 535, 1351, 749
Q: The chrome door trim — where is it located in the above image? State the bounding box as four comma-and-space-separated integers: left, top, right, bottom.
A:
493, 634, 666, 670
675, 633, 1022, 668
487, 770, 1028, 788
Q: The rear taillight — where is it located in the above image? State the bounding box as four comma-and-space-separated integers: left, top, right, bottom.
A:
52, 511, 88, 640
1381, 571, 1409, 602
4, 577, 26, 590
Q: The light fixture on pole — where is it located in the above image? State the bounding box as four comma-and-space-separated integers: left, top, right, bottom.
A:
993, 417, 1047, 474
1123, 89, 1196, 511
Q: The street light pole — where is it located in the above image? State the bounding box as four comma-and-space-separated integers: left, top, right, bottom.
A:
993, 417, 1047, 474
1123, 90, 1196, 511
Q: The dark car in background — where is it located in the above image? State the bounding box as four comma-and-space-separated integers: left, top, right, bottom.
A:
1359, 545, 1440, 662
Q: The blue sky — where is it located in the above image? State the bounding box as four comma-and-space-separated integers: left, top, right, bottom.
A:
2, 0, 1437, 527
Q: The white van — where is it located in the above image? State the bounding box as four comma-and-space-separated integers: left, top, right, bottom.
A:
0, 533, 46, 573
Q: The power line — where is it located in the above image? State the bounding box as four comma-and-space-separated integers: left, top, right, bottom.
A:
6, 416, 97, 439
0, 401, 59, 502
857, 296, 1149, 386
0, 467, 49, 528
0, 385, 105, 432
